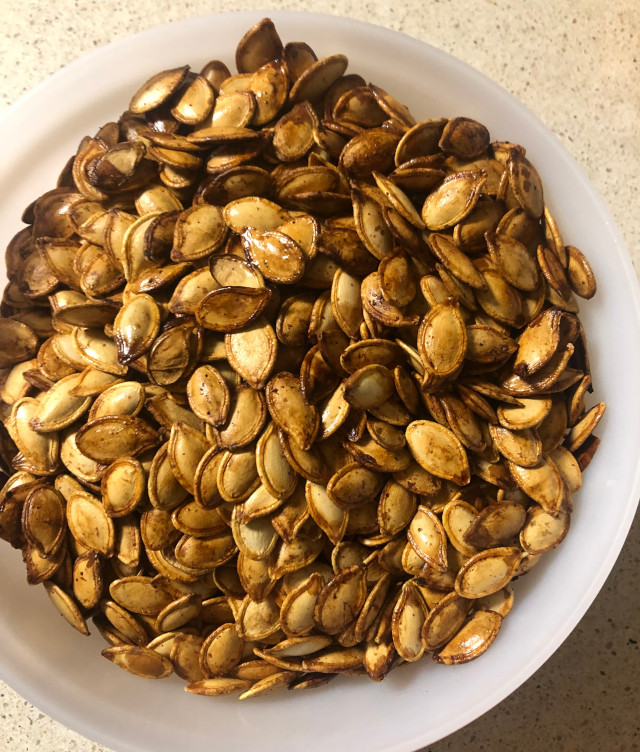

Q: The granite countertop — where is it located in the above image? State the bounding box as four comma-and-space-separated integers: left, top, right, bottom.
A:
1, 1, 638, 750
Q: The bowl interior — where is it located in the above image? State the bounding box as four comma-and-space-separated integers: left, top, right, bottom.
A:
1, 10, 639, 752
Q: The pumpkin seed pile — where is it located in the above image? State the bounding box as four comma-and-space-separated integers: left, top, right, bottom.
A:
0, 18, 605, 697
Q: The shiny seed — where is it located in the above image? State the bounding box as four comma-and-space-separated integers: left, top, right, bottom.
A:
109, 576, 173, 616
102, 645, 173, 678
76, 417, 158, 464
418, 301, 467, 377
44, 582, 90, 636
67, 492, 114, 556
327, 462, 385, 509
486, 231, 539, 291
422, 591, 471, 651
406, 421, 470, 485
508, 152, 544, 218
186, 677, 252, 696
22, 484, 65, 556
566, 245, 597, 299
422, 171, 487, 230
408, 506, 448, 571
378, 251, 417, 307
167, 422, 210, 495
186, 365, 230, 426
72, 551, 103, 610
565, 402, 606, 452
439, 117, 490, 160
225, 318, 277, 390
266, 371, 319, 450
489, 424, 542, 467
520, 505, 570, 554
455, 547, 522, 598
391, 580, 427, 661
464, 501, 527, 548
433, 609, 502, 664
281, 572, 325, 637
508, 456, 566, 515
129, 66, 190, 113
171, 74, 214, 125
331, 268, 364, 339
314, 565, 367, 635
101, 457, 145, 517
306, 481, 348, 545
343, 365, 394, 410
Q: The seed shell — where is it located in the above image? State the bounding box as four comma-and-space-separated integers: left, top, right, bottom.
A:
266, 372, 319, 450
102, 645, 173, 679
43, 582, 90, 636
406, 421, 470, 486
407, 505, 448, 572
433, 609, 502, 665
225, 318, 277, 390
197, 286, 271, 332
455, 547, 522, 599
422, 591, 472, 651
0, 16, 606, 703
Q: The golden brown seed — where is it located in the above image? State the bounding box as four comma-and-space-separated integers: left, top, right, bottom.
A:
306, 481, 348, 546
186, 677, 252, 696
290, 53, 349, 103
186, 366, 230, 427
520, 504, 570, 554
427, 233, 486, 290
225, 318, 277, 390
433, 610, 502, 665
201, 623, 245, 677
566, 245, 597, 299
67, 492, 114, 557
464, 501, 527, 549
418, 301, 467, 377
408, 505, 448, 572
102, 645, 173, 678
391, 580, 427, 662
422, 592, 471, 651
486, 232, 539, 292
508, 152, 544, 218
455, 547, 522, 599
76, 417, 159, 464
439, 117, 490, 159
101, 458, 145, 518
242, 228, 306, 284
0, 17, 605, 702
314, 565, 367, 635
326, 463, 385, 509
422, 171, 487, 230
265, 371, 319, 450
72, 551, 103, 610
565, 402, 606, 452
508, 456, 566, 515
343, 365, 395, 410
196, 286, 271, 332
406, 421, 470, 486
43, 582, 90, 636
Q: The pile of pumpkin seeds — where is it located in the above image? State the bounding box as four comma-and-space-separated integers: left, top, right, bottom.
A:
0, 18, 606, 698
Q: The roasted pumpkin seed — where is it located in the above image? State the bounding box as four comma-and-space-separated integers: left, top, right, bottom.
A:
433, 609, 502, 664
0, 17, 604, 701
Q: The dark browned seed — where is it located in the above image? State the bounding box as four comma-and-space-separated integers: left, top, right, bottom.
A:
439, 117, 490, 160
0, 17, 604, 701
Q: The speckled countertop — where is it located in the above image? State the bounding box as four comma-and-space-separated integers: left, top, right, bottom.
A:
1, 1, 639, 750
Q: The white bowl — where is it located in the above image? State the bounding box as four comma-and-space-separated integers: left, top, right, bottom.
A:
1, 10, 639, 752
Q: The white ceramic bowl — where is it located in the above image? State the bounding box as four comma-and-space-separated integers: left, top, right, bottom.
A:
1, 10, 639, 752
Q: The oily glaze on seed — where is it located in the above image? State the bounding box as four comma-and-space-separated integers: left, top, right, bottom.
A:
0, 16, 605, 703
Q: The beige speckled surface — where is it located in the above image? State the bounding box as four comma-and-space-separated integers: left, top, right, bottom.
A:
0, 1, 639, 750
